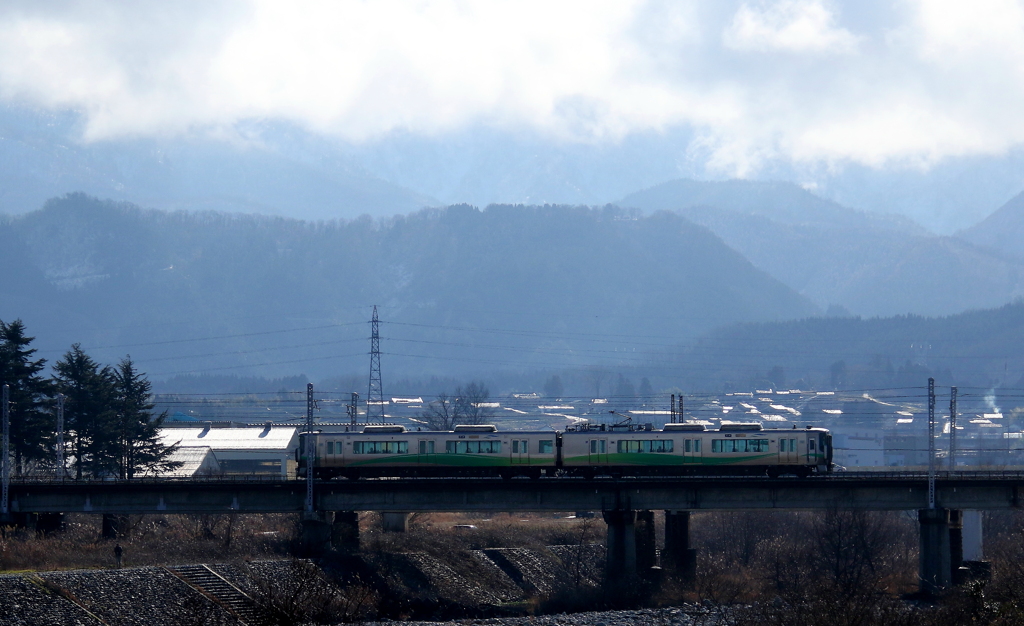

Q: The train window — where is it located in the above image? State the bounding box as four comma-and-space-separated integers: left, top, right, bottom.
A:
539, 440, 554, 454
617, 440, 674, 453
514, 440, 528, 453
353, 441, 409, 454
685, 440, 691, 453
418, 441, 435, 454
694, 439, 701, 452
445, 440, 502, 454
714, 439, 760, 453
589, 440, 606, 453
809, 439, 815, 451
326, 441, 334, 455
590, 440, 596, 453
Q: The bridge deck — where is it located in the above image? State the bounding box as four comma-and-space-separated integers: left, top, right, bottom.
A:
5, 472, 1024, 514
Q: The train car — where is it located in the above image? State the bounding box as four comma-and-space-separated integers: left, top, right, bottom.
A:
560, 422, 832, 478
298, 422, 832, 479
298, 424, 559, 479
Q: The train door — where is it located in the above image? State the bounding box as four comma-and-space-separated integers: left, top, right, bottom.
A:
683, 437, 703, 465
588, 438, 608, 464
511, 438, 530, 465
418, 439, 435, 464
778, 436, 798, 464
323, 437, 338, 459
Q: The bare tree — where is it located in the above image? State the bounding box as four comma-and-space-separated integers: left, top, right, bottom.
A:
456, 381, 494, 425
421, 392, 464, 430
421, 382, 494, 429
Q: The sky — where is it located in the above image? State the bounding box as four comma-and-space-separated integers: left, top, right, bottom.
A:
1, 1, 1024, 229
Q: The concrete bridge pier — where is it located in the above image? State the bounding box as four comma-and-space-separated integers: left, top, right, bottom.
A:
635, 510, 657, 576
949, 509, 964, 582
663, 510, 697, 583
919, 508, 952, 594
36, 513, 65, 535
382, 512, 410, 532
299, 511, 334, 557
603, 509, 637, 582
331, 511, 360, 552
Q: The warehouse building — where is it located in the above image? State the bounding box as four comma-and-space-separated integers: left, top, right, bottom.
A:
158, 422, 298, 478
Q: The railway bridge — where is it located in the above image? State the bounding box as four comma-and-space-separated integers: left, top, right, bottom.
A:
5, 471, 1023, 593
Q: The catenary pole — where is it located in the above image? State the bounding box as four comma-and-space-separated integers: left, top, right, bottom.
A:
2, 384, 9, 515
306, 383, 315, 513
928, 377, 936, 509
949, 387, 957, 471
57, 393, 65, 479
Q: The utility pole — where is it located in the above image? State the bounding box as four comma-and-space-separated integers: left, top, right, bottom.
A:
2, 384, 9, 516
949, 386, 957, 471
306, 383, 315, 514
670, 395, 676, 424
57, 394, 65, 479
679, 394, 684, 423
347, 392, 359, 427
367, 305, 384, 423
928, 377, 936, 509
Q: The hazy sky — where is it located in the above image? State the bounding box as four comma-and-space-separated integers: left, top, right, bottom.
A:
1, 1, 1022, 183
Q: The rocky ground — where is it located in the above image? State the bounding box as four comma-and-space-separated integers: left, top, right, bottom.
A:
357, 606, 730, 626
0, 545, 641, 625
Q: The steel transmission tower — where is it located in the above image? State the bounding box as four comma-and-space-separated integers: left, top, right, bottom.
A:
367, 306, 385, 423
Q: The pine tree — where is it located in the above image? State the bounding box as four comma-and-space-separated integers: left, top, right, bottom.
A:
112, 357, 180, 479
53, 344, 117, 479
0, 319, 55, 475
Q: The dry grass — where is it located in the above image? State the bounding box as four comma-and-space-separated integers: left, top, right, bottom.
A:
7, 507, 1024, 625
360, 511, 597, 557
0, 513, 296, 571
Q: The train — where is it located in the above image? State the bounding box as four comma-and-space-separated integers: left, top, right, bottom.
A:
296, 422, 833, 479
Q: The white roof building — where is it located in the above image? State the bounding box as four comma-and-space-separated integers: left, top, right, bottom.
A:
149, 446, 221, 478
159, 423, 299, 477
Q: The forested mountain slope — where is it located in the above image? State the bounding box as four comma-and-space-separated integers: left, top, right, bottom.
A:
657, 300, 1024, 393
0, 194, 816, 382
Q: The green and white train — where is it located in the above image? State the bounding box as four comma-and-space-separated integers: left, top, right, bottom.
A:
297, 422, 833, 479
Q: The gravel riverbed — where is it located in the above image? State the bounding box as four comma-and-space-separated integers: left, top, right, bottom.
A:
358, 605, 730, 626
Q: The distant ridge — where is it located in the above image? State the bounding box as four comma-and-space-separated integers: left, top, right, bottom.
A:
619, 179, 920, 232
958, 190, 1024, 260
619, 179, 1024, 318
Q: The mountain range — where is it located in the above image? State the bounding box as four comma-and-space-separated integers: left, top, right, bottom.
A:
0, 194, 814, 382
620, 180, 1024, 318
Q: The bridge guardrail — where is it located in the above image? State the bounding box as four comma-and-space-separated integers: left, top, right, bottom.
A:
9, 470, 1024, 485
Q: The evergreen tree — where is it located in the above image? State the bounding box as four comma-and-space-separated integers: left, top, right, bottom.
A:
112, 357, 180, 479
53, 344, 117, 479
0, 319, 54, 475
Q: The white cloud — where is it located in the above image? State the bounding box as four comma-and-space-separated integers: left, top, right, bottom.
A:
723, 0, 860, 53
1, 0, 1024, 178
